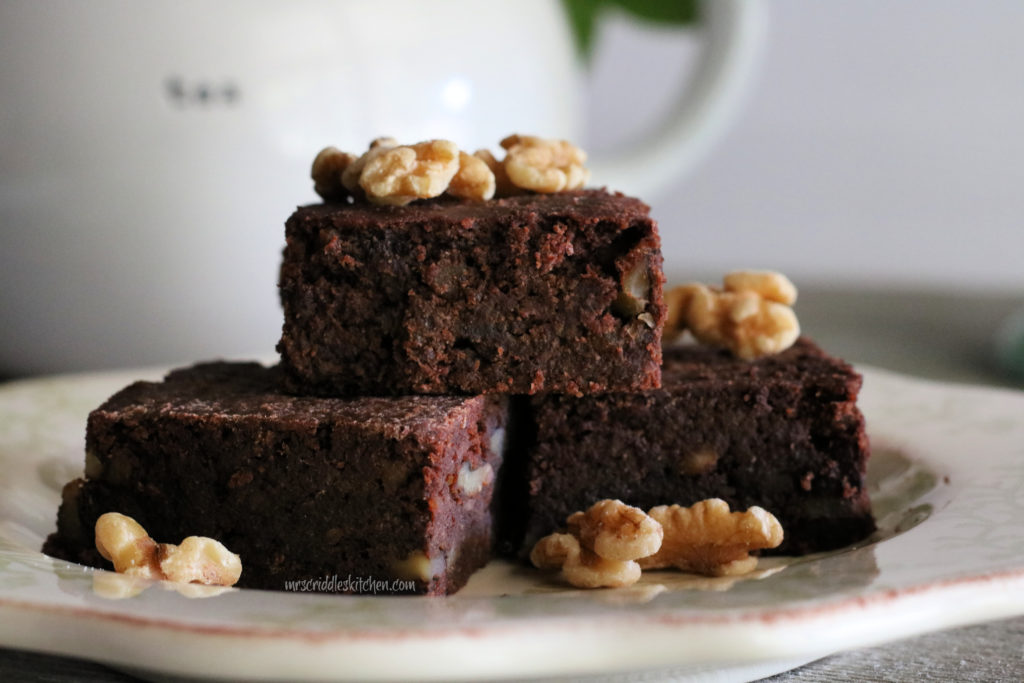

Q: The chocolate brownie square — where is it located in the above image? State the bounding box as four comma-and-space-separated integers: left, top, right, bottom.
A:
43, 362, 508, 595
277, 189, 665, 397
513, 338, 874, 556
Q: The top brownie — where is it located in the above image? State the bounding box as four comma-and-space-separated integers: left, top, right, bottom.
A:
278, 189, 665, 396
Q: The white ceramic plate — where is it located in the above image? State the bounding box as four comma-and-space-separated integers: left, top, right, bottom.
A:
1, 366, 1023, 682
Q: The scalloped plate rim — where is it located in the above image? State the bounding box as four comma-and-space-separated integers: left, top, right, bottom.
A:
0, 363, 1022, 681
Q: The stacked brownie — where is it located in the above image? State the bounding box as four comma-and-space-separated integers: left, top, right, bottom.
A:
277, 190, 665, 396
45, 189, 669, 595
45, 188, 874, 596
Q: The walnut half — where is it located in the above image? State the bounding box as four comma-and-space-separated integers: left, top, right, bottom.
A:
567, 498, 664, 561
530, 500, 662, 588
500, 134, 589, 193
638, 499, 784, 576
94, 512, 242, 587
359, 140, 461, 206
311, 146, 357, 202
664, 270, 800, 359
448, 150, 496, 201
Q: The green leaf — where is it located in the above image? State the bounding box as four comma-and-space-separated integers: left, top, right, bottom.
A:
562, 0, 701, 61
562, 0, 607, 60
614, 0, 700, 26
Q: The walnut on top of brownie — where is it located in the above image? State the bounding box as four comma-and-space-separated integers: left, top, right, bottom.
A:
311, 134, 590, 206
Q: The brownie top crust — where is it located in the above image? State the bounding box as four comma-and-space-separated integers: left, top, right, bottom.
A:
292, 189, 651, 231
99, 362, 478, 438
661, 338, 862, 400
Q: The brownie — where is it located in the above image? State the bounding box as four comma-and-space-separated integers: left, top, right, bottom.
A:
512, 338, 874, 556
277, 189, 666, 397
43, 362, 508, 595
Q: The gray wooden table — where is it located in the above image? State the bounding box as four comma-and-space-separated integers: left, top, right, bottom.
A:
2, 286, 1023, 682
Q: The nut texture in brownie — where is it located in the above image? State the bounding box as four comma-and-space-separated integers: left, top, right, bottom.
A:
277, 189, 665, 397
43, 362, 507, 595
514, 338, 874, 556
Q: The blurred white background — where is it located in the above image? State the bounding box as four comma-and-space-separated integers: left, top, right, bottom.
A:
585, 0, 1024, 289
2, 0, 1022, 375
